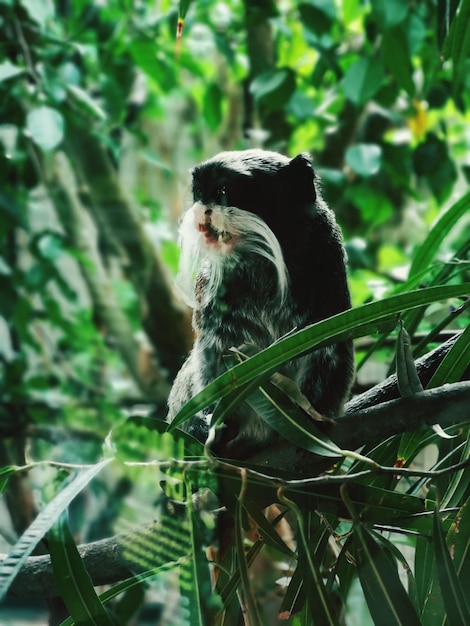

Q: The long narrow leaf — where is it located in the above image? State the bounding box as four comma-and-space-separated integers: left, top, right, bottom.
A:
247, 381, 341, 457
447, 498, 470, 590
184, 475, 222, 626
278, 564, 304, 620
279, 493, 341, 626
49, 512, 114, 626
409, 191, 470, 278
427, 324, 470, 389
352, 524, 421, 625
60, 560, 189, 626
243, 499, 295, 558
441, 432, 470, 509
0, 458, 112, 602
396, 319, 423, 397
433, 506, 470, 626
0, 465, 21, 494
415, 535, 435, 613
169, 284, 469, 431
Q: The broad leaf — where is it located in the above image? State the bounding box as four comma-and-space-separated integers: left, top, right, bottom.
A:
26, 106, 64, 152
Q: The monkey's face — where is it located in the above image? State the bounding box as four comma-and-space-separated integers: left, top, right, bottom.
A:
176, 149, 316, 307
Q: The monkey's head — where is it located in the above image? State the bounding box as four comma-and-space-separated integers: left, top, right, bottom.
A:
176, 150, 318, 307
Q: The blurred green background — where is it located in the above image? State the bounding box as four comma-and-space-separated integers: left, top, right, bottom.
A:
0, 0, 469, 624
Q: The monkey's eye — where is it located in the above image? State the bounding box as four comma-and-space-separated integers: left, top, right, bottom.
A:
215, 185, 227, 206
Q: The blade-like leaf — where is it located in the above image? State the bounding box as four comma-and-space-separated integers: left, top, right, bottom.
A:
352, 524, 421, 625
278, 564, 305, 620
447, 498, 470, 589
0, 465, 21, 494
247, 381, 341, 457
409, 191, 470, 278
433, 506, 470, 626
441, 432, 470, 509
415, 535, 435, 612
184, 475, 222, 625
60, 561, 188, 626
244, 499, 295, 558
49, 513, 114, 625
0, 459, 112, 602
396, 319, 423, 397
427, 324, 470, 389
169, 284, 470, 431
282, 496, 341, 626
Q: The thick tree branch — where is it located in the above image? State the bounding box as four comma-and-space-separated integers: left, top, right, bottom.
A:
246, 380, 470, 473
347, 333, 465, 412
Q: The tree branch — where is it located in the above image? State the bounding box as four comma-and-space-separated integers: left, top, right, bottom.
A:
246, 380, 470, 473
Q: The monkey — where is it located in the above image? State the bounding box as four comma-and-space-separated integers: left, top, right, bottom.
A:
167, 149, 354, 459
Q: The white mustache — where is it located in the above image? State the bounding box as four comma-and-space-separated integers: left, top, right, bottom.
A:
175, 202, 289, 308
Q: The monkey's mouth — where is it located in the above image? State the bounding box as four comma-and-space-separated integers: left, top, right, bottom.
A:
198, 219, 233, 246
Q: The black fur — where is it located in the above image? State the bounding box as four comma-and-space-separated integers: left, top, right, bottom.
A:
168, 150, 354, 458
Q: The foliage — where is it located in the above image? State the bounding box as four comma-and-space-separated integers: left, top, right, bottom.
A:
0, 0, 469, 625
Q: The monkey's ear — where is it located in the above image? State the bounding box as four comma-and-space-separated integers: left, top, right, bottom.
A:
281, 153, 316, 203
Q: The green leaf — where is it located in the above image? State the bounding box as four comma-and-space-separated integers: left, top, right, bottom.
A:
433, 506, 470, 626
353, 524, 421, 625
441, 433, 470, 509
409, 190, 470, 278
26, 106, 64, 152
169, 284, 470, 431
427, 324, 470, 388
447, 499, 470, 587
49, 513, 114, 625
0, 465, 21, 493
0, 459, 112, 602
396, 319, 423, 397
0, 60, 25, 83
244, 499, 295, 557
372, 0, 409, 28
415, 536, 436, 612
438, 0, 461, 50
343, 57, 384, 105
247, 381, 341, 457
345, 144, 382, 177
382, 27, 415, 97
283, 497, 341, 626
66, 85, 106, 121
19, 0, 54, 29
279, 564, 304, 620
442, 0, 470, 65
184, 475, 222, 625
299, 1, 335, 36
250, 68, 296, 112
203, 83, 223, 131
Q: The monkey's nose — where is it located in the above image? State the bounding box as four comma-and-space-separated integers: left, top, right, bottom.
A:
204, 208, 212, 216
